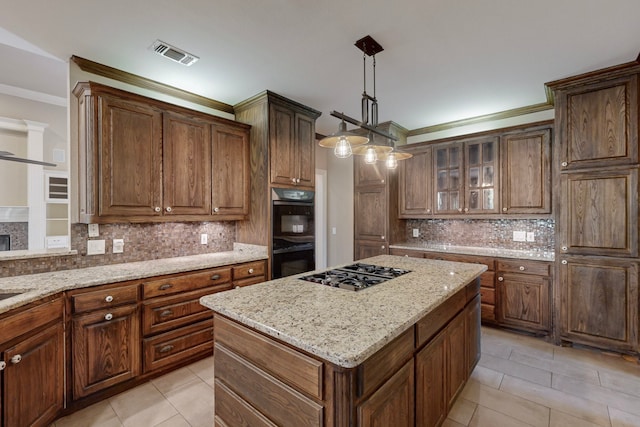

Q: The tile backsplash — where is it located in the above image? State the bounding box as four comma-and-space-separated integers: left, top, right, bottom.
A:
0, 222, 28, 251
405, 218, 555, 252
0, 221, 235, 277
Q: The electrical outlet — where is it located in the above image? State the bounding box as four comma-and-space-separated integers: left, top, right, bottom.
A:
332, 227, 337, 235
88, 223, 99, 237
87, 239, 105, 255
412, 228, 420, 237
512, 231, 526, 242
526, 232, 535, 242
200, 233, 208, 245
113, 238, 124, 253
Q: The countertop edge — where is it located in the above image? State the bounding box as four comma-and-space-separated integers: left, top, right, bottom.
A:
390, 243, 555, 262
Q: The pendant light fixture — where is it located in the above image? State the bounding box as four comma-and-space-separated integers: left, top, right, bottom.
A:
318, 35, 411, 167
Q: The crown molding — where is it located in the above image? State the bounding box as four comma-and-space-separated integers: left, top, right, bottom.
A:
71, 56, 234, 114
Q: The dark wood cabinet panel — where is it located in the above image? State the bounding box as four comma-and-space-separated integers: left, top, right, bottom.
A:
559, 168, 638, 258
211, 124, 250, 217
355, 240, 388, 260
355, 187, 387, 241
433, 142, 464, 214
296, 113, 316, 187
415, 330, 447, 427
501, 127, 552, 214
162, 111, 212, 216
97, 92, 163, 218
398, 147, 432, 218
559, 257, 638, 352
497, 273, 550, 333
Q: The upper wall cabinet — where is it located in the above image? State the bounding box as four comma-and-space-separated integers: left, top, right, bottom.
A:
73, 82, 250, 223
399, 146, 432, 218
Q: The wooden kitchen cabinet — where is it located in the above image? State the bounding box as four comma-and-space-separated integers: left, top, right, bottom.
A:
398, 146, 433, 218
0, 296, 64, 427
73, 81, 251, 223
232, 260, 267, 288
496, 259, 551, 334
500, 126, 552, 214
211, 123, 250, 218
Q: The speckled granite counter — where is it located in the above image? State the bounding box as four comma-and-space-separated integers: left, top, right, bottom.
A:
390, 242, 555, 261
200, 254, 486, 368
0, 243, 267, 315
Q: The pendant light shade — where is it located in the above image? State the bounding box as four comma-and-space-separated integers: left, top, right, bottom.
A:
378, 151, 412, 169
318, 120, 368, 151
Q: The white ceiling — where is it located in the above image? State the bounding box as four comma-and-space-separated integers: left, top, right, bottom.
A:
1, 0, 640, 136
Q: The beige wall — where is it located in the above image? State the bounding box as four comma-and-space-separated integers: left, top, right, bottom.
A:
325, 153, 354, 266
0, 128, 27, 206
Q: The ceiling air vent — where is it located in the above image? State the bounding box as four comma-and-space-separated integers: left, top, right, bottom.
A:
150, 40, 199, 66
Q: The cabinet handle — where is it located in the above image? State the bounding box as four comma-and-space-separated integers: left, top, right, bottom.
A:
104, 313, 113, 321
291, 178, 297, 184
0, 361, 5, 371
105, 295, 114, 303
561, 260, 568, 265
159, 283, 173, 291
426, 209, 431, 213
502, 207, 508, 212
160, 310, 173, 318
519, 266, 525, 271
458, 208, 463, 212
561, 246, 568, 252
159, 345, 174, 353
248, 268, 254, 274
210, 274, 221, 281
165, 207, 172, 213
464, 208, 469, 213
235, 285, 240, 289
213, 207, 220, 213
561, 161, 568, 167
154, 206, 161, 212
381, 245, 386, 249
381, 179, 385, 184
10, 355, 21, 365
498, 277, 504, 282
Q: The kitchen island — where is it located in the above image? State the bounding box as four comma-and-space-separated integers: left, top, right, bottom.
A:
200, 255, 486, 427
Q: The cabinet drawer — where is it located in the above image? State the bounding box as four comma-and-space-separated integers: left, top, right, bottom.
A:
480, 271, 495, 288
423, 252, 495, 271
234, 276, 265, 288
142, 267, 231, 298
497, 260, 550, 276
389, 248, 424, 258
0, 296, 63, 345
215, 379, 277, 427
143, 319, 213, 373
481, 303, 496, 322
480, 287, 495, 305
71, 283, 139, 314
233, 261, 266, 281
416, 288, 466, 347
215, 315, 323, 400
142, 286, 225, 336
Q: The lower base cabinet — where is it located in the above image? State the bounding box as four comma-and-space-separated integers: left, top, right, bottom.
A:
212, 280, 480, 427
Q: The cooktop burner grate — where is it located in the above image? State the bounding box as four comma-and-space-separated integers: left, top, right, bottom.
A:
299, 263, 411, 291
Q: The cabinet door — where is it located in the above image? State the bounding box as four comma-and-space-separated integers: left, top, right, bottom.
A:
355, 155, 387, 187
415, 331, 447, 427
358, 359, 414, 427
447, 311, 467, 407
466, 295, 481, 375
269, 103, 297, 186
163, 112, 212, 216
354, 187, 387, 241
557, 74, 638, 170
355, 240, 388, 260
497, 272, 550, 333
211, 124, 250, 217
465, 138, 499, 214
98, 94, 163, 217
559, 257, 638, 352
399, 147, 432, 218
433, 142, 464, 214
3, 323, 64, 427
296, 113, 316, 188
72, 304, 140, 399
501, 128, 551, 214
559, 168, 638, 257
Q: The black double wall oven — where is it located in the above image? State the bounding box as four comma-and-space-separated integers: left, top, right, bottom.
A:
271, 188, 315, 279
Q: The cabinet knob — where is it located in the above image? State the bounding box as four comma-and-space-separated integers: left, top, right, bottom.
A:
381, 179, 385, 184
165, 206, 172, 212
105, 295, 114, 303
159, 345, 174, 354
248, 268, 255, 274
381, 235, 385, 240
160, 310, 173, 318
10, 355, 21, 365
426, 209, 431, 213
381, 245, 386, 249
235, 285, 240, 289
154, 206, 161, 212
159, 283, 173, 291
502, 207, 508, 212
519, 266, 525, 271
561, 246, 568, 252
213, 207, 220, 213
210, 274, 221, 281
458, 208, 463, 212
561, 161, 568, 167
0, 361, 5, 371
104, 313, 113, 321
561, 260, 568, 265
464, 208, 469, 213
498, 277, 504, 282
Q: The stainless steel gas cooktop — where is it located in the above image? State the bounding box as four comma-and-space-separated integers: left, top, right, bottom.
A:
299, 263, 411, 291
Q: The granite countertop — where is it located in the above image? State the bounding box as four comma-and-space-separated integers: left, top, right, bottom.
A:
0, 243, 267, 315
200, 254, 486, 368
390, 242, 555, 262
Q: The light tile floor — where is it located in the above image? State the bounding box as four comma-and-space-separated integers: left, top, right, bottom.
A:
53, 327, 640, 427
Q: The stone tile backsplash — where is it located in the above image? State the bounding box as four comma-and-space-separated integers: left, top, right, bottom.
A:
405, 218, 555, 252
0, 222, 28, 251
0, 221, 236, 277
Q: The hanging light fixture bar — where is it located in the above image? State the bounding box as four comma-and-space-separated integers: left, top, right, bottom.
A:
328, 111, 398, 141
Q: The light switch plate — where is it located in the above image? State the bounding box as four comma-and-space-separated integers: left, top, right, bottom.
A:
412, 228, 420, 237
88, 224, 99, 237
526, 232, 535, 242
113, 238, 124, 253
513, 231, 526, 242
200, 233, 208, 245
87, 239, 105, 255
